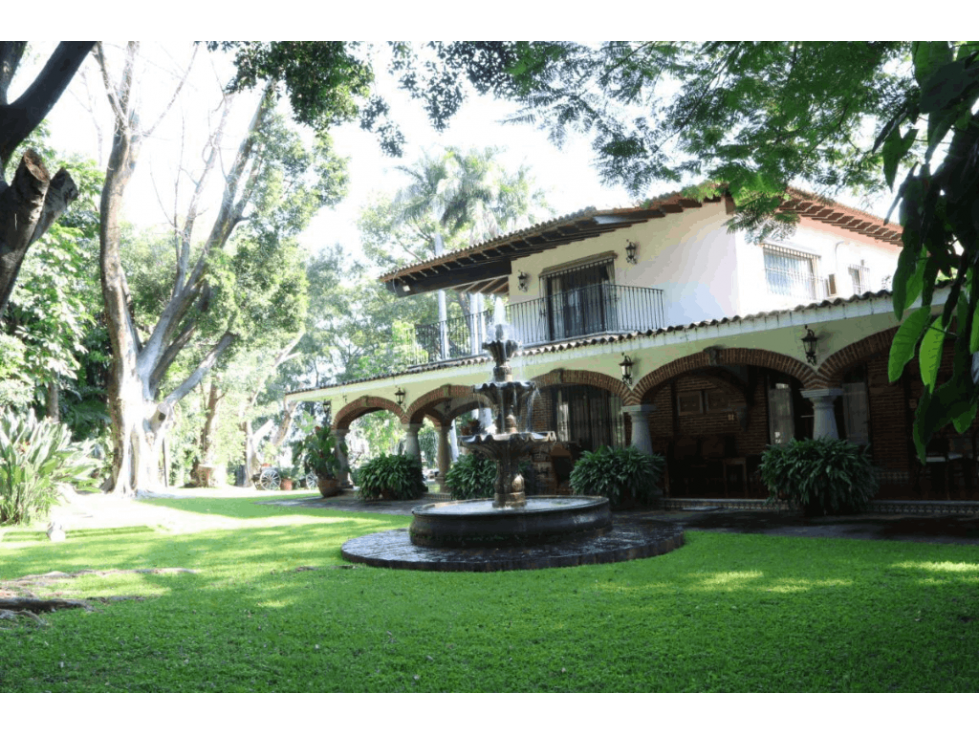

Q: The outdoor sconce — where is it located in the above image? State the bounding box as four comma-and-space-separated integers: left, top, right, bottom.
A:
517, 271, 529, 292
322, 400, 332, 423
626, 240, 639, 265
802, 325, 819, 366
395, 387, 406, 409
619, 354, 634, 387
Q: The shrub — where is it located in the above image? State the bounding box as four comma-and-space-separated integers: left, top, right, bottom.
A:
760, 437, 879, 516
445, 454, 497, 500
357, 454, 426, 501
569, 445, 664, 507
0, 410, 101, 525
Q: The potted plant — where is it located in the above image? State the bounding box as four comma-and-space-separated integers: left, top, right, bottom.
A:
279, 467, 300, 491
292, 423, 342, 498
760, 437, 879, 516
458, 416, 482, 436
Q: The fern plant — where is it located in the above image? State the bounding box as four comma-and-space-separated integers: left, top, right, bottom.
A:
760, 438, 879, 516
1, 410, 101, 525
445, 454, 497, 500
357, 454, 426, 501
569, 445, 664, 507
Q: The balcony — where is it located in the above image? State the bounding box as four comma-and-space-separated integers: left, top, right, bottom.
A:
408, 284, 666, 368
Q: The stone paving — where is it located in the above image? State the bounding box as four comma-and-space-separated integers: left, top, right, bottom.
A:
340, 519, 684, 572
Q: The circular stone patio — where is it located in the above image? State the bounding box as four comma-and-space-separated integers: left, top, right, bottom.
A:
340, 518, 685, 572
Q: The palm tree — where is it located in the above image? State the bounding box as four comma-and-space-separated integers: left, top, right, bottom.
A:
392, 147, 549, 455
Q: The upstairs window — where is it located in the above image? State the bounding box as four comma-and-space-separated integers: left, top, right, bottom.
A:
763, 245, 819, 300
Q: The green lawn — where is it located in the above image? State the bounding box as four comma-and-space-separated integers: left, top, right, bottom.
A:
1, 494, 978, 692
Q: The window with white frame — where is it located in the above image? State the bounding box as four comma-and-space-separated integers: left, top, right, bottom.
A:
848, 261, 869, 295
763, 245, 819, 300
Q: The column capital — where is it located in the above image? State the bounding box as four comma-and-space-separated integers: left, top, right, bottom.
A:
800, 388, 843, 402
622, 403, 657, 417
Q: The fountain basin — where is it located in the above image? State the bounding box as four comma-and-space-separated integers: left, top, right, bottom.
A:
409, 496, 611, 548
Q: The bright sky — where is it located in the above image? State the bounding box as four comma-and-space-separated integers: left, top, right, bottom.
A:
29, 37, 901, 273
34, 41, 652, 270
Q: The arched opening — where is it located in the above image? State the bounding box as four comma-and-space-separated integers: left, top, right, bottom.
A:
648, 365, 815, 500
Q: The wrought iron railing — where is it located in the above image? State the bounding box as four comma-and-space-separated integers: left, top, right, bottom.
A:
409, 285, 666, 367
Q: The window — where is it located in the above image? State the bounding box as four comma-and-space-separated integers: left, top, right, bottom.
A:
848, 262, 869, 295
677, 391, 703, 416
842, 367, 869, 445
763, 245, 819, 300
543, 259, 616, 340
705, 389, 732, 412
550, 385, 625, 451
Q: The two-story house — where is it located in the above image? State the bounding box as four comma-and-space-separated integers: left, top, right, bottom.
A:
288, 189, 976, 507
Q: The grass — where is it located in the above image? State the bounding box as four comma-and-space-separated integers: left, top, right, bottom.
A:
1, 494, 979, 692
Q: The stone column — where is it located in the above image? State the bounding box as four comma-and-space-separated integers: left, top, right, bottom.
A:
437, 425, 452, 491
622, 404, 656, 455
334, 428, 351, 488
403, 422, 422, 461
801, 388, 843, 439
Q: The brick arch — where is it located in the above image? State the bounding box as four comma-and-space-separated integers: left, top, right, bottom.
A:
405, 384, 493, 426
528, 368, 632, 403
817, 326, 899, 386
635, 347, 820, 404
333, 396, 406, 431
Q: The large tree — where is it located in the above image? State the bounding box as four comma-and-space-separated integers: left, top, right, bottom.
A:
96, 43, 343, 494
0, 41, 96, 312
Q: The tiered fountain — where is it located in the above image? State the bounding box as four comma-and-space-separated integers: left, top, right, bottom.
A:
341, 321, 684, 571
409, 323, 612, 548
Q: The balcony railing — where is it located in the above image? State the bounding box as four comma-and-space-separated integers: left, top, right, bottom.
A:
408, 284, 666, 367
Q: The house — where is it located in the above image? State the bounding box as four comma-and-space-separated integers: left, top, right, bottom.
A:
287, 190, 977, 507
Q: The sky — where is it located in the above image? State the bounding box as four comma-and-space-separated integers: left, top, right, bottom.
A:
32, 42, 653, 271
28, 39, 900, 275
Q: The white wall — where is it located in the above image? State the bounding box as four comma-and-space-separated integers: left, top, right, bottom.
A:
504, 201, 901, 330
734, 217, 901, 317
508, 202, 740, 327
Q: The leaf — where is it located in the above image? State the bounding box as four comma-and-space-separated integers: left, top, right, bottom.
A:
892, 240, 922, 318
888, 307, 932, 382
912, 42, 953, 87
918, 316, 946, 390
919, 57, 979, 114
970, 300, 979, 353
883, 127, 918, 189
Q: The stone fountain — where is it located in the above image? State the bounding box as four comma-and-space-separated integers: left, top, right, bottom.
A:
408, 322, 613, 548
340, 320, 684, 571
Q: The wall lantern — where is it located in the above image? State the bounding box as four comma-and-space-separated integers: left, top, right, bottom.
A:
395, 387, 406, 408
322, 400, 332, 423
625, 240, 639, 265
801, 325, 819, 366
517, 271, 529, 292
619, 354, 635, 387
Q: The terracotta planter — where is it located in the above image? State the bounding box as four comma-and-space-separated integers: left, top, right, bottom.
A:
280, 478, 293, 491
318, 476, 341, 498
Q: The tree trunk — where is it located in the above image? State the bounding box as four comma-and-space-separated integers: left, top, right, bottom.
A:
0, 152, 79, 311
200, 382, 221, 466
46, 381, 59, 421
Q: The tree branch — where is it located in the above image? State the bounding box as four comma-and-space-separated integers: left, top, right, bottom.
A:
143, 45, 198, 137
0, 42, 95, 171
0, 42, 27, 107
160, 330, 237, 409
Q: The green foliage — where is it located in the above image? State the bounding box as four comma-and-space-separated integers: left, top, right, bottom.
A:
0, 410, 100, 525
292, 422, 340, 479
569, 445, 664, 507
444, 453, 497, 500
356, 454, 426, 501
760, 438, 879, 516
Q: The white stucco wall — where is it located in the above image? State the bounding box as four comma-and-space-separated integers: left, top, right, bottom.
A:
505, 201, 901, 329
507, 201, 740, 328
